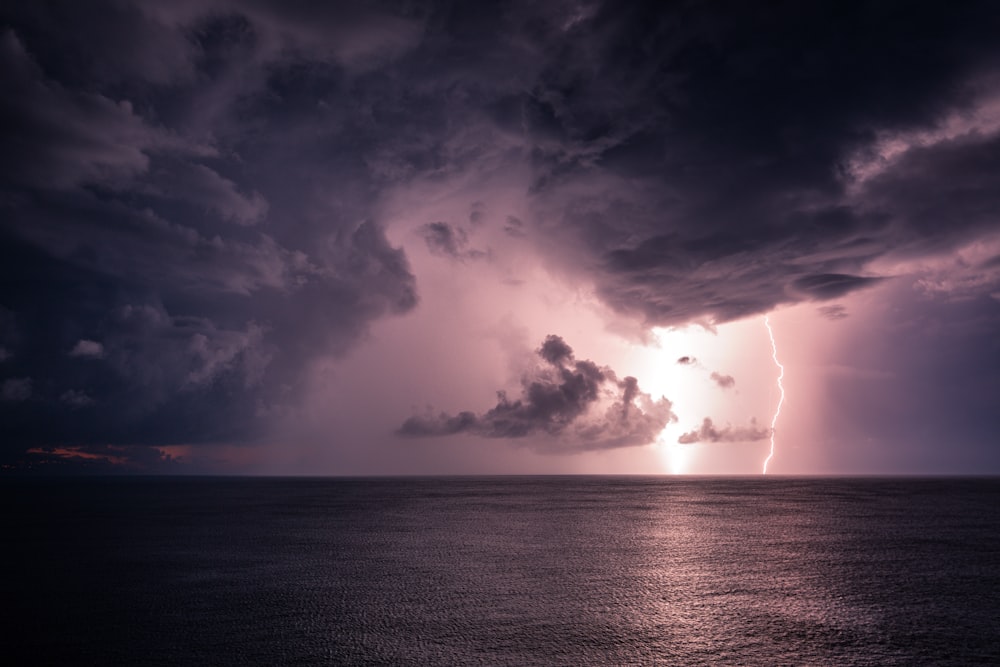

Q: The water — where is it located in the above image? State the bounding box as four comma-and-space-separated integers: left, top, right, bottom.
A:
2, 477, 998, 665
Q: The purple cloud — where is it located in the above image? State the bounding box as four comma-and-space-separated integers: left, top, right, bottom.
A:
399, 335, 675, 451
678, 417, 770, 445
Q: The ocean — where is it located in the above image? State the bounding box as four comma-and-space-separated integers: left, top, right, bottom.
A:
2, 477, 998, 665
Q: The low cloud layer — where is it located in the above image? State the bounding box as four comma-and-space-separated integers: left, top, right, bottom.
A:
399, 335, 675, 452
678, 418, 770, 445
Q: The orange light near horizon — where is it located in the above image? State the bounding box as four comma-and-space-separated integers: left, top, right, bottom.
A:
26, 446, 129, 466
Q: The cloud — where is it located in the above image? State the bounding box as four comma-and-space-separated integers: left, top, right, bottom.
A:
69, 340, 104, 358
0, 211, 416, 451
399, 335, 675, 451
677, 417, 769, 445
676, 356, 697, 366
845, 83, 1000, 186
503, 216, 527, 239
709, 372, 735, 389
538, 334, 575, 366
0, 29, 207, 191
213, 1, 425, 71
0, 10, 422, 460
871, 233, 1000, 301
790, 274, 885, 301
510, 3, 1000, 327
149, 163, 269, 226
2, 0, 1000, 471
24, 443, 181, 471
60, 390, 95, 407
419, 222, 487, 261
2, 377, 32, 401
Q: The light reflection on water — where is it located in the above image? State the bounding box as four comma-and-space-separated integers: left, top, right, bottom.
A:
3, 477, 999, 665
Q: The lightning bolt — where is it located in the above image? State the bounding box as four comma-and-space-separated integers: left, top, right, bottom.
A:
762, 315, 785, 475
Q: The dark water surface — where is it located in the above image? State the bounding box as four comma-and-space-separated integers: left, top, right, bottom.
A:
2, 477, 999, 665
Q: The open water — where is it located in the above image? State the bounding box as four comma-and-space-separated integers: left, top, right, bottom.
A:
2, 477, 999, 665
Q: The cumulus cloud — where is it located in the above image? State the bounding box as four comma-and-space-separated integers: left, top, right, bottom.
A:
70, 340, 104, 358
399, 335, 675, 451
538, 335, 575, 366
677, 417, 770, 445
709, 372, 735, 389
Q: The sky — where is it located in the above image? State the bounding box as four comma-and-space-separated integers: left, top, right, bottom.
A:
1, 1, 999, 475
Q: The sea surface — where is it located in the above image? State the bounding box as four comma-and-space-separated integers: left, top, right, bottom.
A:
2, 477, 999, 666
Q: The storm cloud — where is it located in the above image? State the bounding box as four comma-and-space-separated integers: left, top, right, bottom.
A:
514, 2, 1000, 327
2, 1, 1000, 470
399, 335, 675, 451
677, 418, 770, 445
0, 2, 420, 465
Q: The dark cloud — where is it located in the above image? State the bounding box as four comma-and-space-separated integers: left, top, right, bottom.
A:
677, 418, 769, 445
676, 356, 697, 366
421, 222, 465, 257
709, 372, 735, 389
0, 216, 416, 454
21, 443, 182, 473
469, 201, 487, 227
419, 222, 487, 261
2, 378, 32, 401
399, 336, 675, 451
538, 334, 575, 366
790, 274, 885, 301
517, 1, 1000, 325
0, 2, 422, 462
2, 0, 1000, 469
0, 28, 192, 191
503, 216, 526, 239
